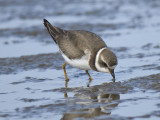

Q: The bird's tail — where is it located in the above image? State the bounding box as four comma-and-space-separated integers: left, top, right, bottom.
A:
43, 19, 64, 43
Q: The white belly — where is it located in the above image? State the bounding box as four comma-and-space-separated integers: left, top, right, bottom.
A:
61, 51, 91, 70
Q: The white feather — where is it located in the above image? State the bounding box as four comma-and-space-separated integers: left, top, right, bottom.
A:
60, 49, 91, 70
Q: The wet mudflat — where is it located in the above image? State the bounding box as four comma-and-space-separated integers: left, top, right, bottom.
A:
0, 0, 160, 120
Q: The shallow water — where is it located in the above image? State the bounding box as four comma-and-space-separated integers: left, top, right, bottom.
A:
0, 0, 160, 120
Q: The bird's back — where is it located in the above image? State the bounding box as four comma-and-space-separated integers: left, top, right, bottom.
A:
58, 30, 107, 61
43, 19, 107, 54
67, 30, 107, 52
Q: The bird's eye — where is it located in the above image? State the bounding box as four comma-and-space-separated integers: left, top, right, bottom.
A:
103, 62, 108, 67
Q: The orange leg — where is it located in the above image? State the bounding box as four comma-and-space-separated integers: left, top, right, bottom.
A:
85, 70, 93, 87
62, 63, 69, 88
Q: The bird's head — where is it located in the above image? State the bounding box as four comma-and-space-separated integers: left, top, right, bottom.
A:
95, 48, 118, 79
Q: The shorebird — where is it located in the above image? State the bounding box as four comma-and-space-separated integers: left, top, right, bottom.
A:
43, 19, 117, 87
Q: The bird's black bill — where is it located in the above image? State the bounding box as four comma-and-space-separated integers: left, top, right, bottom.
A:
109, 69, 115, 79
111, 72, 115, 79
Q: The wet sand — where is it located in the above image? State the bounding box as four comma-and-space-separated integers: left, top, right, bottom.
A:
0, 0, 160, 120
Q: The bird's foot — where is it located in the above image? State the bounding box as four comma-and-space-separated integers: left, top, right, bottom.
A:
87, 78, 92, 87
112, 78, 115, 83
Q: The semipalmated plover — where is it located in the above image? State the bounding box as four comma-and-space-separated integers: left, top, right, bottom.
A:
43, 19, 117, 87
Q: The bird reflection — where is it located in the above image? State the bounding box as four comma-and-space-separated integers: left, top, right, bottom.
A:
61, 92, 120, 120
65, 77, 93, 88
65, 78, 115, 88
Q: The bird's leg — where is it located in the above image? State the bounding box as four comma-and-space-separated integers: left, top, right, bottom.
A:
62, 63, 69, 88
85, 70, 93, 87
62, 62, 69, 80
65, 81, 68, 88
86, 70, 92, 80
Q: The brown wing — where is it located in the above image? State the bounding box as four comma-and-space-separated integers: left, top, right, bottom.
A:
59, 30, 107, 70
58, 34, 85, 59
